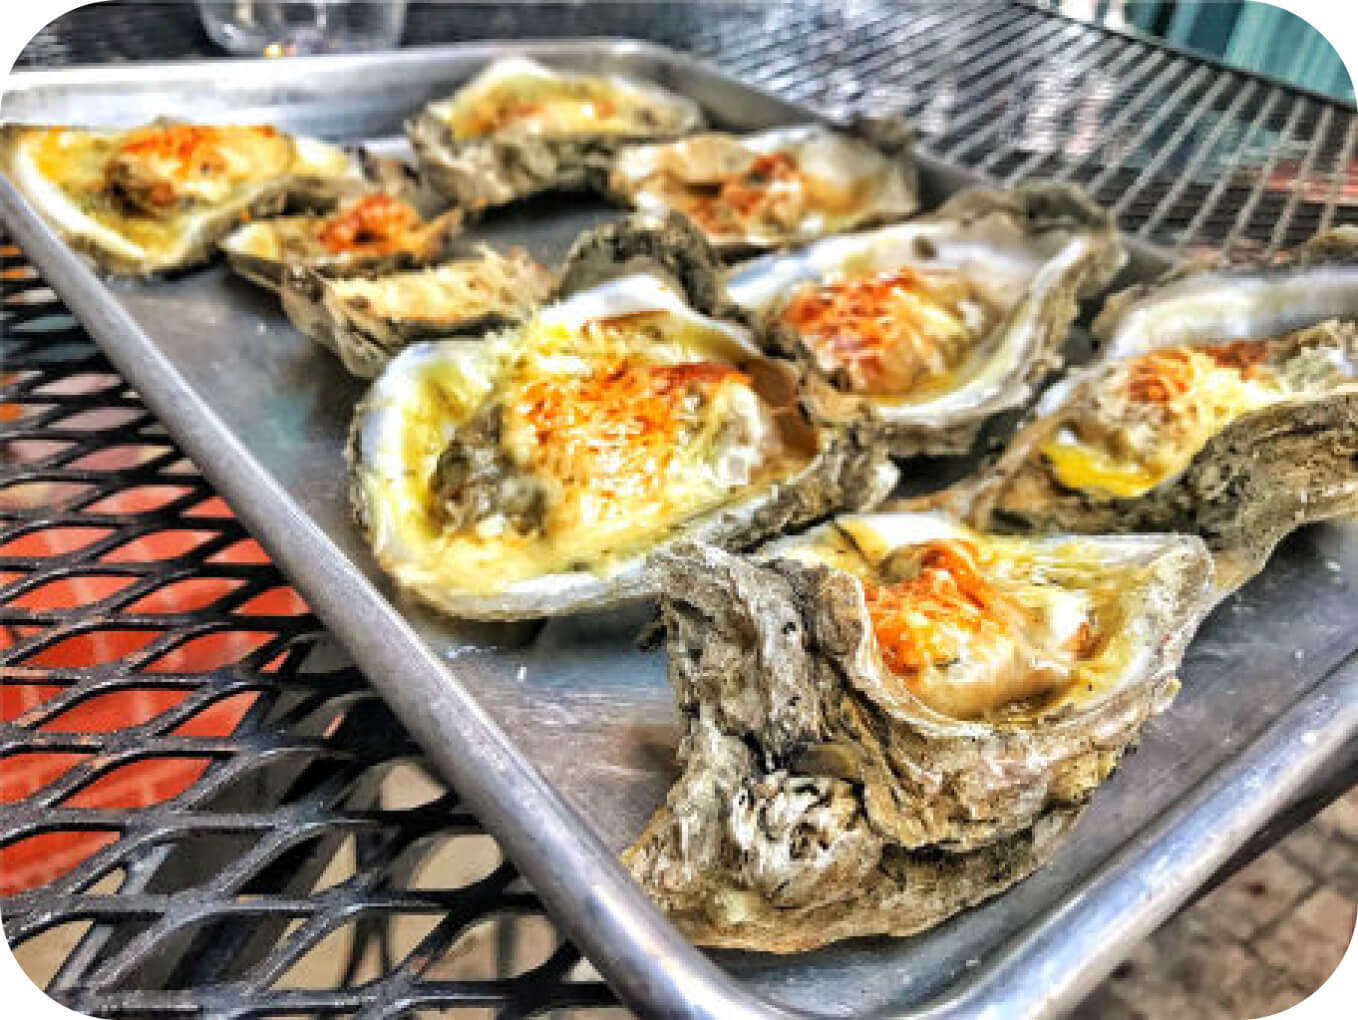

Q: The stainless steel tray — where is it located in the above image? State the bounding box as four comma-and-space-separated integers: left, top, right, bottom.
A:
2, 41, 1355, 1019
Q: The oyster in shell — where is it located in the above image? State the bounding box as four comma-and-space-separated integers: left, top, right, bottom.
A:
625, 512, 1214, 951
951, 229, 1358, 594
608, 120, 918, 254
0, 119, 356, 276
347, 214, 896, 619
280, 244, 552, 379
220, 193, 465, 292
407, 57, 703, 212
726, 182, 1124, 456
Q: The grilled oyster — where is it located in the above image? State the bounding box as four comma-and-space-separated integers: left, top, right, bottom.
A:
952, 229, 1358, 594
220, 193, 465, 292
625, 512, 1214, 951
408, 57, 703, 212
0, 119, 357, 276
347, 214, 896, 619
726, 182, 1124, 456
280, 244, 552, 379
608, 120, 919, 254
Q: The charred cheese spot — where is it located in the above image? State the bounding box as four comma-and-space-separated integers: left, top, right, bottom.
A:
1040, 339, 1292, 499
779, 267, 986, 397
862, 538, 1097, 719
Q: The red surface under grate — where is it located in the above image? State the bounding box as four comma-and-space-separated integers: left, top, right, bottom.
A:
1, 235, 613, 1016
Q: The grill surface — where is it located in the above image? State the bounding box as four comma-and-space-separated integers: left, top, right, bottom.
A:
4, 2, 1356, 1017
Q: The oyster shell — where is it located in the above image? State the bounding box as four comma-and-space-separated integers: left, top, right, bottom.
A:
726, 182, 1124, 456
608, 119, 919, 254
219, 193, 465, 292
407, 57, 703, 212
347, 214, 896, 619
0, 119, 357, 276
950, 228, 1358, 594
280, 244, 553, 379
625, 513, 1214, 951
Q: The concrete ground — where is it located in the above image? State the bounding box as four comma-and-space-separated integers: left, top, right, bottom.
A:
1072, 786, 1358, 1019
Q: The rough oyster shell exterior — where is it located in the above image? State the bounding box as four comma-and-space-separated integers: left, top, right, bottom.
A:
727, 181, 1125, 456
279, 244, 553, 379
624, 516, 1213, 950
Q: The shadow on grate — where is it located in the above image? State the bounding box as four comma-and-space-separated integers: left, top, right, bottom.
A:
0, 236, 617, 1018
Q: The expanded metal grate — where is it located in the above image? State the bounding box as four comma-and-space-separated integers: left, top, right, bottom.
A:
0, 240, 615, 1016
5, 2, 1358, 1017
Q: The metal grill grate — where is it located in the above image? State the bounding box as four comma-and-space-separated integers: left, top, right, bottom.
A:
0, 237, 615, 1016
5, 2, 1357, 1017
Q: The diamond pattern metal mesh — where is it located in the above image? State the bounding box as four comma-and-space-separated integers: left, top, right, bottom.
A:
5, 1, 1357, 1017
0, 239, 615, 1016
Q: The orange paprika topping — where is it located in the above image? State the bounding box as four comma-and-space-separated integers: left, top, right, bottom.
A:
316, 194, 422, 254
863, 540, 1024, 677
780, 267, 973, 395
509, 356, 750, 530
111, 125, 281, 202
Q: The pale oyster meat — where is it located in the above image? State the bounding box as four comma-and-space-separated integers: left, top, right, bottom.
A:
407, 57, 703, 212
280, 244, 553, 379
0, 119, 357, 276
726, 182, 1125, 456
608, 120, 918, 254
220, 192, 465, 292
347, 214, 896, 619
949, 228, 1358, 595
625, 512, 1214, 951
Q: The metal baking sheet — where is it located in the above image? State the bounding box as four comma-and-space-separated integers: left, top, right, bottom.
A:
2, 42, 1356, 1019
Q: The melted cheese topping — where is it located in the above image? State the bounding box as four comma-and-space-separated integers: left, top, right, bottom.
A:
620, 139, 863, 241
861, 539, 1096, 719
503, 343, 754, 538
778, 267, 990, 397
1040, 340, 1294, 499
792, 517, 1141, 721
107, 124, 292, 208
406, 309, 793, 591
327, 249, 551, 323
446, 76, 669, 139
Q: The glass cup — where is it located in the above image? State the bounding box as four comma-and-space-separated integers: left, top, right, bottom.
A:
197, 1, 406, 57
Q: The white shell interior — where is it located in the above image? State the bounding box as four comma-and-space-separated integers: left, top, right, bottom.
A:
1099, 265, 1358, 361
